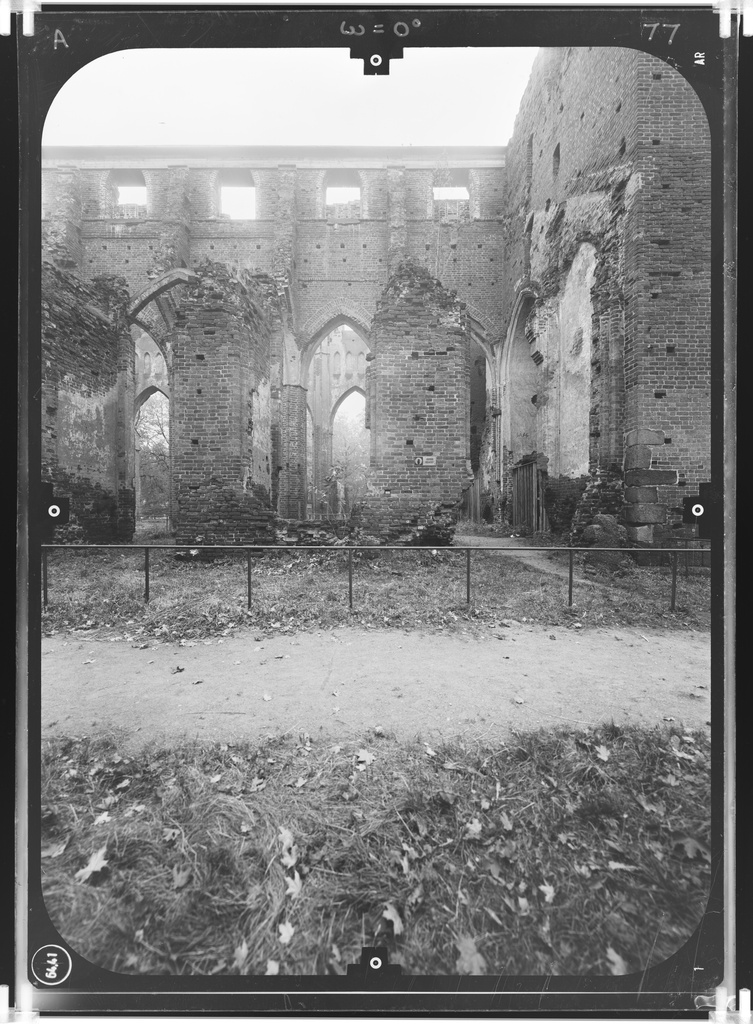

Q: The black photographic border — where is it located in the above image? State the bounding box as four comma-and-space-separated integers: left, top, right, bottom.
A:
12, 5, 740, 1014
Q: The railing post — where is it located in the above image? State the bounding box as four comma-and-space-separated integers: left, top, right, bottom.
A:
670, 550, 678, 612
568, 549, 574, 607
466, 547, 471, 605
247, 549, 252, 610
348, 548, 353, 609
42, 548, 48, 609
144, 546, 150, 603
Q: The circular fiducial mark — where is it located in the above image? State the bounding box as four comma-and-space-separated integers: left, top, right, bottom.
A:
369, 956, 382, 970
370, 54, 382, 66
48, 504, 60, 518
692, 503, 704, 517
31, 944, 72, 986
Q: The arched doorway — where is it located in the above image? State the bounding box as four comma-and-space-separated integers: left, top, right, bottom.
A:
133, 326, 172, 529
502, 290, 547, 532
304, 318, 371, 516
135, 387, 170, 526
329, 388, 368, 515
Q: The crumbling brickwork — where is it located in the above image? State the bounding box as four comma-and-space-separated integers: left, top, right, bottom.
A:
40, 53, 711, 546
42, 262, 135, 540
496, 47, 711, 539
170, 262, 276, 544
355, 262, 472, 543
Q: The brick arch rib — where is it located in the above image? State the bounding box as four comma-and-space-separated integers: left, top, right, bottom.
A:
135, 383, 170, 412
299, 307, 373, 379
330, 384, 366, 428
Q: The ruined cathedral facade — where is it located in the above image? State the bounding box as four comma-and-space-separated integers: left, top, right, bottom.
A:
41, 49, 711, 546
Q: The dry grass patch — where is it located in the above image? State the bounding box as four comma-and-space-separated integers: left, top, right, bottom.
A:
41, 723, 711, 977
42, 547, 711, 643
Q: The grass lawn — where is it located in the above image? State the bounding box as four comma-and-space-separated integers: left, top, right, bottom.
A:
42, 546, 711, 643
40, 723, 712, 977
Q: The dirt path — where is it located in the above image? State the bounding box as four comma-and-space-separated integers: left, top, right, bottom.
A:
41, 625, 710, 750
454, 533, 605, 584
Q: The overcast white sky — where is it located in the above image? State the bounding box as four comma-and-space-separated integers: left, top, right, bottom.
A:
42, 47, 539, 147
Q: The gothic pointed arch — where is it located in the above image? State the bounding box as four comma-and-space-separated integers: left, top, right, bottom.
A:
330, 384, 366, 428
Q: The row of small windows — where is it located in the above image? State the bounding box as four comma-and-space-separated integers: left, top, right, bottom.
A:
108, 168, 472, 221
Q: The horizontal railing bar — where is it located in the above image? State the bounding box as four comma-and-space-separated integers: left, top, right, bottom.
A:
40, 544, 710, 553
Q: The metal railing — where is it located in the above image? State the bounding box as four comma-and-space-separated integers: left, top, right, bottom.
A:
40, 543, 710, 613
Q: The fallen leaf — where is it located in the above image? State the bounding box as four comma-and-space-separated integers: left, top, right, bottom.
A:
193, 680, 204, 686
279, 827, 299, 868
115, 779, 131, 790
500, 811, 513, 831
265, 959, 280, 975
233, 939, 248, 973
539, 883, 556, 903
606, 945, 630, 975
162, 827, 180, 843
675, 836, 711, 861
455, 936, 486, 975
209, 773, 222, 784
518, 896, 530, 915
249, 776, 266, 792
74, 845, 108, 883
356, 749, 375, 771
278, 921, 295, 944
172, 864, 192, 889
382, 902, 404, 935
93, 811, 111, 825
636, 794, 664, 815
464, 818, 483, 840
41, 839, 67, 859
171, 666, 185, 674
294, 777, 307, 788
608, 861, 639, 872
262, 694, 272, 702
424, 744, 437, 758
595, 745, 610, 762
285, 871, 303, 898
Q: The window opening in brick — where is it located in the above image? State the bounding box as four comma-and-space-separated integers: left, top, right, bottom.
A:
218, 169, 256, 219
112, 170, 147, 217
432, 167, 470, 223
324, 169, 361, 219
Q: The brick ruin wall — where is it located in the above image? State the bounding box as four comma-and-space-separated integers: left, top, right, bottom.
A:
494, 47, 711, 541
355, 262, 471, 544
40, 49, 712, 546
170, 262, 277, 545
41, 262, 136, 541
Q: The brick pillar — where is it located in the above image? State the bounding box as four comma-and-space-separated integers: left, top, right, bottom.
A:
278, 384, 308, 520
622, 428, 678, 545
275, 164, 297, 281
171, 264, 276, 544
42, 165, 83, 271
356, 262, 472, 543
150, 165, 191, 275
387, 166, 407, 275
